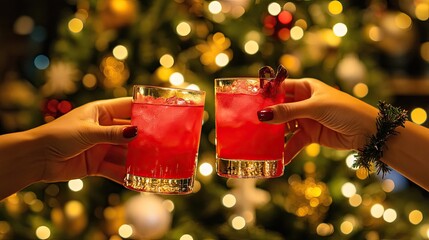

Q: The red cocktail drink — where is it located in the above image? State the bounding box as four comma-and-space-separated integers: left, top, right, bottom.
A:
215, 78, 285, 178
124, 85, 205, 194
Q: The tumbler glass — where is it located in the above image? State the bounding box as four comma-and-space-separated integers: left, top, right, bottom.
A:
215, 78, 285, 178
124, 85, 206, 194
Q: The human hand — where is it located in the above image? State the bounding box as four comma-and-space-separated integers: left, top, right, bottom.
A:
30, 97, 136, 184
257, 78, 379, 164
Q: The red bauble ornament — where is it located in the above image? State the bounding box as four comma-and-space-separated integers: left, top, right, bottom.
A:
263, 11, 294, 41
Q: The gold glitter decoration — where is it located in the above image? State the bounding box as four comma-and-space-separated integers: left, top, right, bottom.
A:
100, 56, 129, 88
284, 162, 332, 225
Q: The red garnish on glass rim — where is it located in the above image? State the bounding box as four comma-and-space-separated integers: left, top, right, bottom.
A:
259, 65, 289, 98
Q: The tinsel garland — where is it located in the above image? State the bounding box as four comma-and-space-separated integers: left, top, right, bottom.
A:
353, 101, 408, 177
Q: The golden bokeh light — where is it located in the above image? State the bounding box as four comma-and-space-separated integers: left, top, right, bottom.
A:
160, 54, 174, 68
305, 143, 320, 157
411, 107, 427, 125
328, 1, 343, 15
395, 12, 412, 30
353, 83, 369, 98
415, 3, 429, 21
68, 18, 84, 33
409, 210, 423, 225
35, 226, 51, 240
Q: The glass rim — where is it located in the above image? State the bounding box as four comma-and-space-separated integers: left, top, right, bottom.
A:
133, 84, 205, 94
214, 77, 274, 81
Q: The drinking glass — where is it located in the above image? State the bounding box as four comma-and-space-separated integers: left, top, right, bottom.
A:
215, 78, 285, 178
124, 85, 206, 194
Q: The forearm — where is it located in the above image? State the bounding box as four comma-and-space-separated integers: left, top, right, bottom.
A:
381, 121, 429, 191
0, 130, 45, 200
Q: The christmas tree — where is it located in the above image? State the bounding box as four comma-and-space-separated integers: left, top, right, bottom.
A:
1, 0, 429, 239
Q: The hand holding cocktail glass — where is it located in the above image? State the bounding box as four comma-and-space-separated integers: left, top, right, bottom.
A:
215, 65, 290, 178
124, 65, 289, 194
124, 85, 205, 194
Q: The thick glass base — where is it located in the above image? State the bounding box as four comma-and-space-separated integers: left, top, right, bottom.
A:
216, 158, 284, 178
123, 174, 194, 194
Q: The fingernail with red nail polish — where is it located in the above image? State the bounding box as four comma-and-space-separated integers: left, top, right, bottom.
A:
257, 108, 274, 121
123, 126, 138, 138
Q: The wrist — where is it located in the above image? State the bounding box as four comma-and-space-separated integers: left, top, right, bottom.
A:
353, 101, 408, 176
0, 129, 46, 199
15, 129, 47, 183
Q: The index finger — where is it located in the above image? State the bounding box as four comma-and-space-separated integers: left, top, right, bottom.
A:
96, 97, 133, 121
281, 78, 313, 102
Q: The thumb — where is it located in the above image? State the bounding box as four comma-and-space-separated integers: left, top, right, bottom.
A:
257, 100, 311, 124
87, 125, 138, 144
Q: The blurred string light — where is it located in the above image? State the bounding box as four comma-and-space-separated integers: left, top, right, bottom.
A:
222, 193, 237, 208
244, 40, 259, 55
199, 162, 213, 176
35, 226, 50, 240
68, 179, 84, 192
341, 182, 356, 198
415, 2, 429, 21
215, 53, 229, 67
348, 194, 362, 207
305, 143, 320, 157
118, 224, 133, 238
65, 200, 84, 218
381, 179, 395, 192
383, 208, 397, 223
169, 72, 184, 86
14, 15, 34, 35
284, 2, 297, 13
353, 83, 369, 98
340, 220, 353, 234
180, 234, 194, 240
409, 210, 423, 225
34, 55, 50, 70
82, 73, 97, 89
279, 11, 293, 24
366, 25, 382, 42
370, 203, 384, 218
328, 1, 343, 15
333, 23, 347, 37
162, 199, 175, 212
410, 107, 427, 125
160, 54, 174, 68
379, 170, 408, 192
208, 1, 222, 14
316, 223, 334, 236
290, 26, 304, 40
231, 216, 246, 230
176, 22, 191, 37
186, 84, 200, 91
345, 153, 358, 170
113, 45, 128, 60
68, 18, 84, 33
268, 2, 281, 16
155, 67, 174, 82
394, 12, 412, 30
